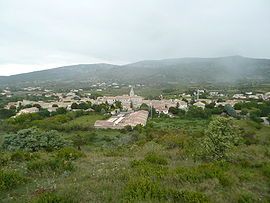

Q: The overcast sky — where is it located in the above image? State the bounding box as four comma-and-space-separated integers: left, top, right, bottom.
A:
0, 0, 270, 76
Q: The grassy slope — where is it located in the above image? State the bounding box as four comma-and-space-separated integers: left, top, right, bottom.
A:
0, 116, 270, 202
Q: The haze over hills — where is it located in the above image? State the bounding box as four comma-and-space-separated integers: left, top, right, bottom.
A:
1, 56, 270, 88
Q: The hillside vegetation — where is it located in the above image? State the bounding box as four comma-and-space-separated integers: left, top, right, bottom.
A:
1, 56, 270, 88
0, 110, 269, 202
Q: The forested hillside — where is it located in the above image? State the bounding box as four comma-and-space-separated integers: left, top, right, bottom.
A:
1, 56, 270, 88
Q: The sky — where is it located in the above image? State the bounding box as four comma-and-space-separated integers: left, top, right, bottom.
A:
0, 0, 270, 76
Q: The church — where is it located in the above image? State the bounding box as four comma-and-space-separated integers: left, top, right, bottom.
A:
97, 87, 144, 110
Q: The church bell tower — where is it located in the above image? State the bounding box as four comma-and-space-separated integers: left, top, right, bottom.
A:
129, 87, 135, 97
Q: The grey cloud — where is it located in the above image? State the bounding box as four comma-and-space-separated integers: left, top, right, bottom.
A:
0, 0, 270, 75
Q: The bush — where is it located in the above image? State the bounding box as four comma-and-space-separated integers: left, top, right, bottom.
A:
186, 106, 210, 119
144, 152, 168, 165
0, 108, 16, 119
237, 192, 257, 203
10, 151, 40, 162
0, 170, 27, 191
224, 104, 238, 118
241, 130, 258, 145
33, 192, 77, 203
123, 177, 209, 202
175, 163, 233, 187
123, 177, 164, 201
158, 133, 188, 149
130, 160, 168, 178
262, 163, 270, 178
169, 190, 209, 203
2, 128, 69, 152
200, 117, 241, 160
55, 147, 85, 161
226, 145, 267, 168
0, 152, 10, 166
27, 158, 74, 174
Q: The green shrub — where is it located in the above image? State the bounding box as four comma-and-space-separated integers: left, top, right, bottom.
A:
27, 158, 74, 174
130, 160, 168, 178
226, 145, 267, 168
237, 192, 257, 203
123, 177, 164, 201
158, 133, 188, 149
123, 177, 209, 202
175, 163, 233, 187
0, 152, 10, 166
262, 163, 270, 178
56, 147, 85, 161
0, 170, 27, 191
33, 192, 77, 203
201, 117, 241, 160
10, 151, 40, 162
241, 131, 258, 145
2, 128, 69, 152
169, 189, 209, 203
144, 152, 168, 165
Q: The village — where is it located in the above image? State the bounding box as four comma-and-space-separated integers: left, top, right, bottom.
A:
2, 86, 270, 128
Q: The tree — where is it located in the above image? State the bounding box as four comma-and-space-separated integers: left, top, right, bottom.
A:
186, 106, 209, 119
71, 103, 79, 109
56, 107, 67, 115
208, 106, 224, 115
169, 107, 178, 115
78, 102, 89, 110
2, 128, 68, 152
205, 102, 216, 109
9, 105, 16, 110
33, 104, 42, 109
260, 105, 270, 117
224, 104, 237, 118
52, 104, 59, 108
140, 103, 149, 111
71, 134, 85, 150
115, 101, 122, 110
23, 104, 33, 109
0, 109, 16, 119
38, 109, 50, 117
234, 103, 242, 110
182, 98, 188, 103
201, 116, 241, 160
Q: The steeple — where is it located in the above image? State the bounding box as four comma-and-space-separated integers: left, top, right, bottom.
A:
129, 87, 135, 97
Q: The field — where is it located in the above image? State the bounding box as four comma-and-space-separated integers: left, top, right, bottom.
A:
0, 112, 270, 202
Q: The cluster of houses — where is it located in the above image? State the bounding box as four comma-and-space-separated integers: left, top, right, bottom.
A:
4, 87, 270, 121
0, 88, 12, 98
91, 82, 144, 92
232, 92, 270, 100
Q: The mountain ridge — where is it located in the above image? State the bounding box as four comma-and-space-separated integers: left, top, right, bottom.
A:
1, 56, 270, 88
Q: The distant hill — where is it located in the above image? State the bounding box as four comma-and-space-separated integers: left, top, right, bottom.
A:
1, 56, 270, 88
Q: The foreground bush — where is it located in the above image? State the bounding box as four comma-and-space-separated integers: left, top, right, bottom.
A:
0, 170, 27, 191
55, 147, 85, 161
32, 192, 77, 203
144, 152, 168, 165
10, 151, 40, 162
175, 162, 234, 187
200, 117, 241, 160
130, 160, 168, 178
0, 152, 10, 166
123, 176, 209, 202
262, 163, 270, 178
2, 128, 69, 152
27, 158, 74, 174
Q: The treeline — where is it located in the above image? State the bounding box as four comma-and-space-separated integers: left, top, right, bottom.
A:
167, 101, 270, 123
